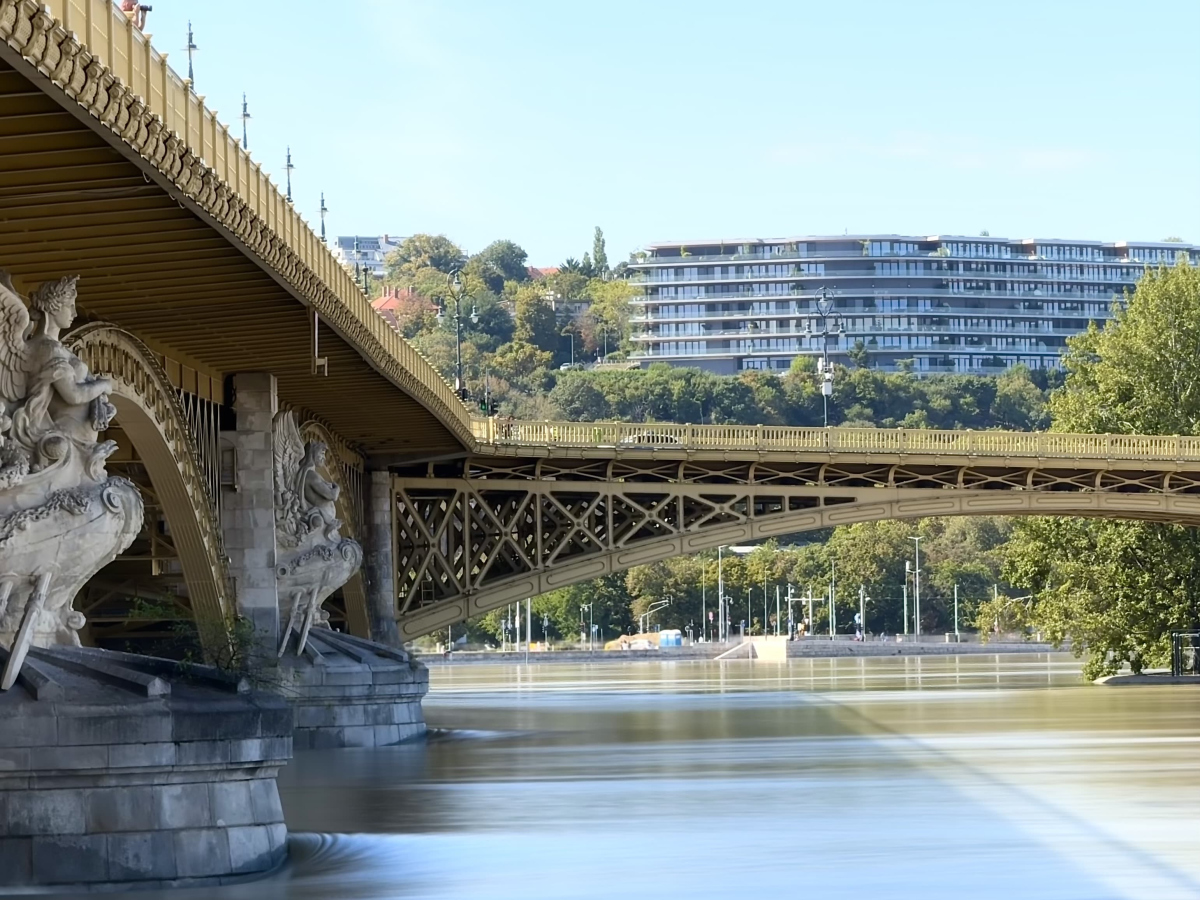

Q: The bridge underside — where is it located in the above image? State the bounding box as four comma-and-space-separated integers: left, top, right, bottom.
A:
0, 48, 463, 458
392, 454, 1200, 639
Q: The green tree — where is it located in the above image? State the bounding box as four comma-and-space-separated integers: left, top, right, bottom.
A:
490, 340, 553, 391
530, 574, 634, 643
549, 372, 611, 420
592, 227, 609, 278
1004, 262, 1200, 678
580, 278, 634, 356
990, 366, 1048, 429
512, 283, 560, 352
467, 240, 529, 294
385, 234, 466, 279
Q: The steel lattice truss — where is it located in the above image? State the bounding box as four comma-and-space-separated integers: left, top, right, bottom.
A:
392, 455, 1200, 638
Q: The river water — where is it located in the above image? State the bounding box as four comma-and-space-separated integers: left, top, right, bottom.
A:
55, 655, 1200, 899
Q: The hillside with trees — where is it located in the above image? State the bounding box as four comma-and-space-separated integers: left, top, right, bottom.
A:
380, 234, 1193, 669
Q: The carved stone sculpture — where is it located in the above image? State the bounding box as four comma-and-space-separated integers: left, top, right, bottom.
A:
273, 411, 362, 656
0, 272, 143, 690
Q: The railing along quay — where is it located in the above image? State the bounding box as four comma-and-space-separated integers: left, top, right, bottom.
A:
471, 419, 1200, 462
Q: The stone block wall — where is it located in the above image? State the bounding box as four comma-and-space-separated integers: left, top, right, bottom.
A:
223, 372, 281, 653
0, 687, 292, 889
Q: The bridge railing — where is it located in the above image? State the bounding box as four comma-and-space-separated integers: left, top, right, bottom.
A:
471, 417, 1200, 461
32, 0, 471, 440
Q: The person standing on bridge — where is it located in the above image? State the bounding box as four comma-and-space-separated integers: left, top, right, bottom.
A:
119, 0, 150, 30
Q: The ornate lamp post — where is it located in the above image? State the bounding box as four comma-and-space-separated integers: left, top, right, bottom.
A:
439, 269, 478, 401
804, 287, 844, 426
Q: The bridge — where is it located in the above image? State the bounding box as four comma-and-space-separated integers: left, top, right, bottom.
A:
392, 421, 1200, 638
2, 0, 1197, 654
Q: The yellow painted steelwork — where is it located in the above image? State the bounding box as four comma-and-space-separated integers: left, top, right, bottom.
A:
0, 0, 470, 457
395, 428, 1200, 638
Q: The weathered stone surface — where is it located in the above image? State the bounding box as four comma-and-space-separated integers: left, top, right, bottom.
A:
173, 828, 231, 879
222, 372, 281, 657
272, 410, 362, 658
107, 831, 176, 881
280, 629, 428, 749
32, 834, 108, 884
0, 647, 291, 890
364, 469, 401, 646
227, 824, 274, 874
0, 273, 143, 691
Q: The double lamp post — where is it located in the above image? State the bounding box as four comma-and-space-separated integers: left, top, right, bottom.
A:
439, 269, 477, 401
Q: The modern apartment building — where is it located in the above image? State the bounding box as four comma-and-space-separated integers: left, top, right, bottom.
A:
628, 235, 1198, 375
333, 234, 406, 279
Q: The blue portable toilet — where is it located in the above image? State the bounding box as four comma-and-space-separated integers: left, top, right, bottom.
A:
659, 629, 682, 647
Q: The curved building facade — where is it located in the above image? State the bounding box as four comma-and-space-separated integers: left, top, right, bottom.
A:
628, 235, 1198, 375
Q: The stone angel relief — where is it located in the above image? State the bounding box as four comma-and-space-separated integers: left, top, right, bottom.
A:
0, 271, 142, 691
272, 411, 362, 658
0, 272, 119, 498
273, 410, 342, 548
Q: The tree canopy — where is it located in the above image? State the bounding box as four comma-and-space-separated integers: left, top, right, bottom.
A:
467, 240, 529, 293
384, 234, 466, 279
1004, 262, 1200, 677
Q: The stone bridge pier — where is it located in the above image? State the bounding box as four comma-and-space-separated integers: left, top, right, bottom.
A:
222, 372, 427, 749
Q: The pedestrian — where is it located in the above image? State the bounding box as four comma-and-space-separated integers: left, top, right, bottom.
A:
120, 0, 149, 30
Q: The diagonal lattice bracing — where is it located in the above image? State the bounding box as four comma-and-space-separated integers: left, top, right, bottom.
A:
392, 454, 1200, 639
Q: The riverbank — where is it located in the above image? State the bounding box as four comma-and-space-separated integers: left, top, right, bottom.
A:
418, 638, 1060, 666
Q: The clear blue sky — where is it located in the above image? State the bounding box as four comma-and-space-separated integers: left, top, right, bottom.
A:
144, 0, 1200, 266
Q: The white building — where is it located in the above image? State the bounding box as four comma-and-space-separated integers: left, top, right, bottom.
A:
333, 235, 406, 279
629, 235, 1199, 375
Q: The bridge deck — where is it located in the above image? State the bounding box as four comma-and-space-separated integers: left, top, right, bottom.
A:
469, 419, 1200, 469
0, 0, 470, 456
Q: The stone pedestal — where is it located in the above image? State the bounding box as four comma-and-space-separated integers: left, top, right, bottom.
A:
278, 630, 428, 749
363, 469, 401, 646
223, 372, 281, 655
0, 646, 292, 890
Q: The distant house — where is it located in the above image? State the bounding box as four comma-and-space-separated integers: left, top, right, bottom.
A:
334, 234, 406, 279
527, 266, 560, 280
371, 286, 431, 333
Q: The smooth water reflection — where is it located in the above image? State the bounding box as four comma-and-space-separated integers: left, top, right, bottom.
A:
49, 655, 1200, 899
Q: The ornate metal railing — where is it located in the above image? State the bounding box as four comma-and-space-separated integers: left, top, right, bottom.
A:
471, 418, 1200, 462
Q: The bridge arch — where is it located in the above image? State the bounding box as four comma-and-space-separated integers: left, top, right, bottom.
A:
66, 324, 231, 648
393, 474, 1200, 641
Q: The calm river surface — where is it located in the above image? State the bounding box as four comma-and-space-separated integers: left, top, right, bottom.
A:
67, 655, 1200, 899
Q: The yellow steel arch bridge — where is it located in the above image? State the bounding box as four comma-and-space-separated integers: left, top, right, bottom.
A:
390, 421, 1200, 639
1, 1, 1195, 647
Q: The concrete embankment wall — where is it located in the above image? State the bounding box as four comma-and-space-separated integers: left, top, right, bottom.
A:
420, 640, 1060, 666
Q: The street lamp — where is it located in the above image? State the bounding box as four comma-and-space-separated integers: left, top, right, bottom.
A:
562, 326, 576, 368
717, 546, 725, 642
803, 287, 844, 426
785, 583, 797, 639
440, 269, 478, 401
910, 535, 923, 638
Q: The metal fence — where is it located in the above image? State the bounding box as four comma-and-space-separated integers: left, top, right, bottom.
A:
472, 418, 1200, 462
1171, 632, 1200, 677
